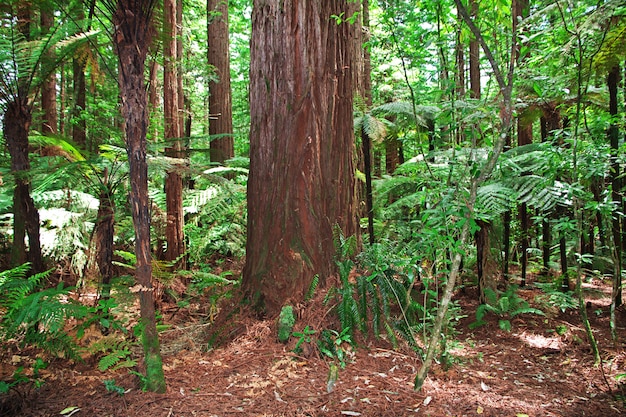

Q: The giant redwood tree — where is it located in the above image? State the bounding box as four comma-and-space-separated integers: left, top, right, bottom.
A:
243, 0, 360, 316
103, 0, 166, 392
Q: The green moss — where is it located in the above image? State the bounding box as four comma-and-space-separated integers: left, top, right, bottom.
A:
278, 305, 295, 343
143, 351, 166, 393
140, 322, 166, 393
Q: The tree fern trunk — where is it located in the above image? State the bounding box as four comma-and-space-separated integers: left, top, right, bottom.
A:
110, 0, 165, 393
4, 99, 44, 274
95, 178, 115, 302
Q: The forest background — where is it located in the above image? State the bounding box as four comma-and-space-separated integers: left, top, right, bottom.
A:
0, 0, 625, 415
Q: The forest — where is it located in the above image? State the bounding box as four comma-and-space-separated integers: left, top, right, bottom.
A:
0, 0, 625, 415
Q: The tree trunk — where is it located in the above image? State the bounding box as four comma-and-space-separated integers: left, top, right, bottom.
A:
608, 63, 622, 306
362, 0, 372, 108
110, 0, 165, 393
163, 0, 185, 267
40, 3, 57, 136
363, 126, 374, 245
455, 18, 466, 98
4, 100, 44, 273
476, 219, 494, 304
468, 0, 479, 99
95, 174, 115, 301
59, 63, 66, 135
243, 0, 359, 317
385, 132, 399, 174
72, 59, 87, 149
208, 0, 234, 164
517, 118, 533, 287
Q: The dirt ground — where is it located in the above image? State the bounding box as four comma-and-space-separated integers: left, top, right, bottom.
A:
1, 279, 625, 417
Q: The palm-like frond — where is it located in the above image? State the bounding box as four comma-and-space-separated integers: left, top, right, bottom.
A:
371, 101, 441, 129
0, 10, 100, 105
475, 183, 517, 218
354, 113, 387, 143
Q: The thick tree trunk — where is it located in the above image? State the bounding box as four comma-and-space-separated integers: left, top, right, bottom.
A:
243, 0, 359, 317
4, 100, 44, 273
111, 0, 165, 393
208, 0, 234, 164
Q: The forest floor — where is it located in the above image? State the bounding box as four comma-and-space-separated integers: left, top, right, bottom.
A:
1, 273, 626, 417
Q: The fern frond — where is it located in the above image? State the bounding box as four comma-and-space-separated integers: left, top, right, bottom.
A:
356, 276, 369, 334
98, 349, 132, 371
476, 183, 516, 217
305, 275, 319, 302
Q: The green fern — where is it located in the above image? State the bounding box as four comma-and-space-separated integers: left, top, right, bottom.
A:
305, 275, 319, 301
471, 286, 545, 331
0, 264, 88, 359
88, 335, 138, 371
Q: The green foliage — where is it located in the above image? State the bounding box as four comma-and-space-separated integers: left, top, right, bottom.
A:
292, 325, 315, 353
317, 328, 353, 369
103, 379, 126, 396
86, 335, 138, 372
0, 264, 87, 359
182, 270, 237, 321
471, 286, 545, 332
305, 274, 319, 301
534, 282, 579, 313
278, 305, 295, 343
0, 358, 47, 393
184, 179, 247, 264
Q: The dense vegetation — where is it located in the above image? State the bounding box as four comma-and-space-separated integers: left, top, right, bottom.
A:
0, 0, 625, 412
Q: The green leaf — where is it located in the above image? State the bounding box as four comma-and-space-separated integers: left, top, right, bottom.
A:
499, 320, 511, 332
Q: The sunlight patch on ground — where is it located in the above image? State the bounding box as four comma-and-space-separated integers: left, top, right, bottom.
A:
516, 332, 562, 351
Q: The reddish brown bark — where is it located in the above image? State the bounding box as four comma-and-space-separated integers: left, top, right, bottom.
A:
208, 0, 234, 164
163, 0, 185, 265
95, 173, 115, 300
40, 3, 57, 136
243, 0, 359, 316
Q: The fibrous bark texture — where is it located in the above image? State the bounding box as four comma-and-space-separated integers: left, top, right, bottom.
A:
243, 0, 359, 317
111, 0, 165, 393
208, 0, 234, 164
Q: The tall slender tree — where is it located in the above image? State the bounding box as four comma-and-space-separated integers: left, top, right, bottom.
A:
243, 0, 359, 316
208, 0, 234, 164
72, 4, 87, 150
608, 63, 622, 306
103, 0, 166, 393
40, 0, 57, 136
515, 0, 532, 288
163, 0, 185, 266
